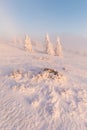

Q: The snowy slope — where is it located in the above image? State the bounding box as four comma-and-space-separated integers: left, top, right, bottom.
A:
0, 42, 87, 130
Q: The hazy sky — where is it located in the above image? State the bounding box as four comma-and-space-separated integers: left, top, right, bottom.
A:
0, 0, 87, 38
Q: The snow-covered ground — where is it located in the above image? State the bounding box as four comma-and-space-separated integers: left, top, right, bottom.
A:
0, 41, 87, 130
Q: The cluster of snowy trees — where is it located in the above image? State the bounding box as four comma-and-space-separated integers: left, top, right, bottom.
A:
45, 34, 63, 57
24, 34, 63, 57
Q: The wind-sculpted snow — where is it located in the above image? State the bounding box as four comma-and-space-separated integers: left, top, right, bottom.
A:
0, 42, 87, 130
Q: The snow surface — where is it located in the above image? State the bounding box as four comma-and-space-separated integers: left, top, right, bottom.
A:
0, 41, 87, 130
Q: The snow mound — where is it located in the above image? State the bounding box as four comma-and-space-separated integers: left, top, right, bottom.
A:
9, 68, 67, 99
10, 68, 66, 83
32, 68, 67, 83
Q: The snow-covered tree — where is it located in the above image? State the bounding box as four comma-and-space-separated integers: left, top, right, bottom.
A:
24, 35, 33, 52
55, 37, 63, 57
45, 34, 55, 55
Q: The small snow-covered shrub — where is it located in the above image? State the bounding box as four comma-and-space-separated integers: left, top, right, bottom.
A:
32, 68, 66, 83
24, 35, 33, 52
10, 69, 23, 80
45, 34, 55, 55
55, 37, 63, 57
